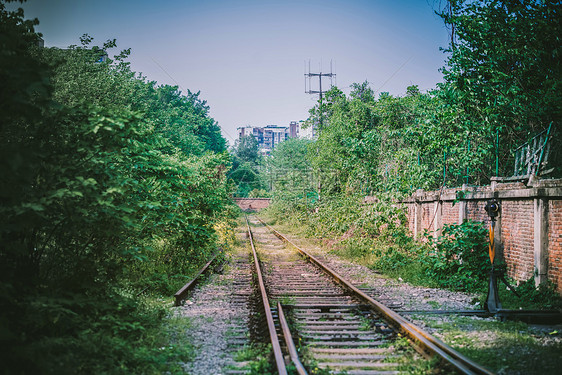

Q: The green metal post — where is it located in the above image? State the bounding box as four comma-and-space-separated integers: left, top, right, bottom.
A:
443, 149, 447, 183
495, 129, 499, 176
466, 139, 470, 185
536, 122, 553, 176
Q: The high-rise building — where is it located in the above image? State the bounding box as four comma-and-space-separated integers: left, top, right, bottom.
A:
237, 121, 308, 154
299, 120, 317, 139
237, 125, 253, 139
263, 125, 288, 149
289, 121, 299, 138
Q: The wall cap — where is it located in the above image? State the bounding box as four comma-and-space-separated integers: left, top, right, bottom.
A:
400, 179, 562, 203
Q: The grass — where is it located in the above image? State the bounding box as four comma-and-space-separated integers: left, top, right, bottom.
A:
230, 343, 278, 374
155, 313, 197, 374
365, 335, 438, 374
419, 315, 562, 374
427, 300, 441, 309
494, 278, 562, 310
276, 294, 297, 305
298, 347, 344, 375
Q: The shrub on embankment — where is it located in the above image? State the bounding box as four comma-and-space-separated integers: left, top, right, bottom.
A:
1, 4, 234, 373
267, 195, 562, 309
265, 194, 491, 292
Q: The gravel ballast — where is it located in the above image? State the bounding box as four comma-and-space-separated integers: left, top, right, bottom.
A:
175, 240, 253, 375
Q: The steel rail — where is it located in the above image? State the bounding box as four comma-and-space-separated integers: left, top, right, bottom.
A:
174, 250, 221, 306
277, 302, 308, 375
246, 217, 288, 375
257, 217, 495, 375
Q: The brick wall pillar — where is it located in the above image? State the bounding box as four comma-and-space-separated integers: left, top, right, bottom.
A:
534, 196, 549, 286
414, 199, 422, 237
433, 200, 442, 239
493, 208, 504, 265
458, 184, 468, 223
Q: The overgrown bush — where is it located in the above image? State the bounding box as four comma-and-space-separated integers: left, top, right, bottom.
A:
0, 3, 233, 373
422, 221, 490, 291
499, 277, 562, 310
248, 188, 271, 198
266, 195, 493, 293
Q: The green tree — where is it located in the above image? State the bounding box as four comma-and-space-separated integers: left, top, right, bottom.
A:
268, 138, 315, 202
437, 0, 561, 179
234, 134, 260, 165
228, 135, 267, 197
306, 83, 439, 195
0, 2, 233, 372
38, 41, 227, 157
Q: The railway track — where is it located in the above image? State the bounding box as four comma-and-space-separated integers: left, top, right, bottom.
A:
246, 215, 495, 375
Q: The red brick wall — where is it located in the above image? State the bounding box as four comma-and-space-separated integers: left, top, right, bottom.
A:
233, 198, 271, 211
406, 203, 416, 234
467, 200, 488, 222
412, 201, 463, 232
442, 201, 458, 225
502, 200, 535, 281
422, 204, 431, 230
402, 182, 562, 292
549, 201, 562, 289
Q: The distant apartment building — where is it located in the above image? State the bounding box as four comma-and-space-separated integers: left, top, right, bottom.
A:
237, 121, 313, 155
238, 125, 264, 145
299, 120, 317, 139
263, 125, 289, 149
289, 121, 299, 138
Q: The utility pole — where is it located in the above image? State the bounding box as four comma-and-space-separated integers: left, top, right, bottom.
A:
304, 60, 335, 202
304, 60, 336, 127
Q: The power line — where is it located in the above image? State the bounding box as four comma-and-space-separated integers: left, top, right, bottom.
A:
376, 55, 413, 94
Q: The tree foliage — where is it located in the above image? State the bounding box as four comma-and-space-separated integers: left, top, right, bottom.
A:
436, 0, 562, 181
441, 0, 561, 136
233, 134, 260, 165
0, 2, 233, 372
305, 84, 440, 195
228, 135, 268, 197
301, 0, 560, 197
39, 40, 227, 156
267, 137, 315, 202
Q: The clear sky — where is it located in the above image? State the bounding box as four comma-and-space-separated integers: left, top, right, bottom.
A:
13, 0, 451, 143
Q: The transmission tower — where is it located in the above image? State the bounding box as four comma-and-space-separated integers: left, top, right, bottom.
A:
304, 60, 336, 201
304, 60, 336, 104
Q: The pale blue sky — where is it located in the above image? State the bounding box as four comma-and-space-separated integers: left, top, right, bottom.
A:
14, 0, 450, 143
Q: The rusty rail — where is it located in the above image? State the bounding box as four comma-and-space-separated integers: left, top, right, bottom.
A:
257, 217, 495, 375
174, 251, 221, 306
246, 217, 288, 375
277, 302, 308, 375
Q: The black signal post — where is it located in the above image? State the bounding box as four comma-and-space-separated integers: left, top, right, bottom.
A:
484, 199, 519, 313
484, 199, 501, 313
